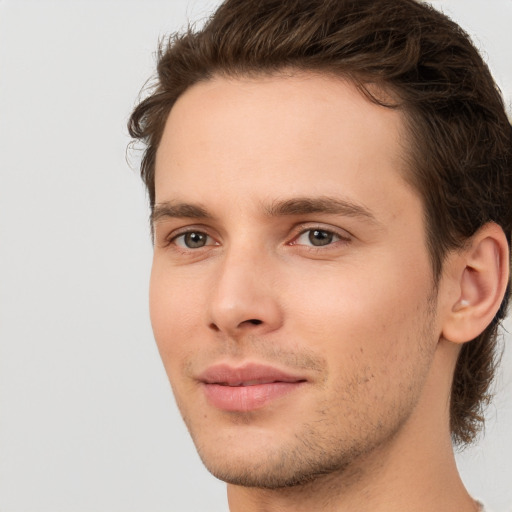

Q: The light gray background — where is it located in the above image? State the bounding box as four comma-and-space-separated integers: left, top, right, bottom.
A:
0, 1, 511, 511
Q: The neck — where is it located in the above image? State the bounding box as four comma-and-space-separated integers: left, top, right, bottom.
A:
227, 341, 478, 512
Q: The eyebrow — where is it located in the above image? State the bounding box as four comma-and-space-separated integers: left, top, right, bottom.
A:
151, 202, 213, 224
152, 196, 378, 225
263, 197, 378, 223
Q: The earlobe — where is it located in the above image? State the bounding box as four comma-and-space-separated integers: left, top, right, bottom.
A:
441, 223, 510, 344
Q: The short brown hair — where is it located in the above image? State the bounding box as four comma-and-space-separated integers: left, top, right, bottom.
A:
128, 0, 512, 445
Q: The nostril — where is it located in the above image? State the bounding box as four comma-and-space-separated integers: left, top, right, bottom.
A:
208, 318, 264, 332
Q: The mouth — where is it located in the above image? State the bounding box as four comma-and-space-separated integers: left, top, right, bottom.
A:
198, 363, 307, 412
217, 379, 292, 386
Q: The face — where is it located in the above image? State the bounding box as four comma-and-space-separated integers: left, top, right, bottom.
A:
151, 73, 443, 488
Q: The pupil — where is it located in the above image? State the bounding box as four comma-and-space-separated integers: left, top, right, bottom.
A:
309, 229, 333, 246
185, 232, 206, 248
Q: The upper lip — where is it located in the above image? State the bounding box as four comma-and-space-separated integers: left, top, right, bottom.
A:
198, 363, 307, 386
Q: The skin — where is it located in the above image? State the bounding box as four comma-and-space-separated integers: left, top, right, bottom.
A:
150, 73, 485, 511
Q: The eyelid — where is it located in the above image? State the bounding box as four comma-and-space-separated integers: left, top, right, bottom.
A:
289, 223, 353, 244
175, 232, 212, 249
157, 224, 219, 249
155, 222, 352, 251
294, 229, 341, 246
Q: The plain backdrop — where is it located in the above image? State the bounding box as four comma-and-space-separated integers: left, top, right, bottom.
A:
0, 1, 511, 511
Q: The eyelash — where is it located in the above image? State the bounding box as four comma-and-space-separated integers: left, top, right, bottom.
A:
163, 224, 351, 253
289, 225, 351, 251
172, 231, 216, 249
162, 226, 217, 251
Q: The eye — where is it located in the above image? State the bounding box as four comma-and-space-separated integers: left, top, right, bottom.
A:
294, 228, 342, 247
173, 231, 214, 249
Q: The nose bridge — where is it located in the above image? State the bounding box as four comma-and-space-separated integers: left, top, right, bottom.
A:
208, 239, 282, 335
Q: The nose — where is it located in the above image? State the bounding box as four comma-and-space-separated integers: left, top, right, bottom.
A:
207, 249, 283, 337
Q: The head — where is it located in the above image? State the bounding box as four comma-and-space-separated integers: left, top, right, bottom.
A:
129, 0, 511, 481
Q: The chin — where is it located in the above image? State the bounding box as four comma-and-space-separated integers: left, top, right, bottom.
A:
201, 453, 350, 490
189, 425, 360, 490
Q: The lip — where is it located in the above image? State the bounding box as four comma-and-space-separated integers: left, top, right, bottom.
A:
198, 363, 307, 412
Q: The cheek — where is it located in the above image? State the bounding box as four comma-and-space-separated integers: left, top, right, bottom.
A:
286, 255, 435, 366
286, 262, 437, 428
149, 262, 204, 370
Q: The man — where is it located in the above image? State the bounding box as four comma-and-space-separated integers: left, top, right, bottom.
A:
129, 0, 512, 510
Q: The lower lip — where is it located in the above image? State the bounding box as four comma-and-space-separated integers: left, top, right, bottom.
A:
202, 382, 304, 412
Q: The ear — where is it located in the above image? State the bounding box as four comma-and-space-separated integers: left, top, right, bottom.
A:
441, 223, 510, 344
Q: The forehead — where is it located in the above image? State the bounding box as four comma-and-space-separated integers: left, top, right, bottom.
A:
154, 72, 414, 219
